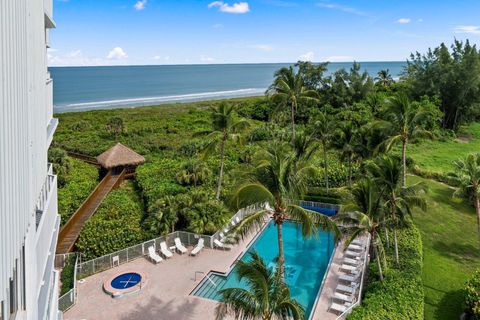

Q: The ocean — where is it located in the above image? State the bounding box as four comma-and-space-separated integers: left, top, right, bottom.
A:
49, 61, 406, 113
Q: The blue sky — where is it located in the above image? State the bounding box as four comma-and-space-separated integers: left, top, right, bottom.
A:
48, 0, 480, 66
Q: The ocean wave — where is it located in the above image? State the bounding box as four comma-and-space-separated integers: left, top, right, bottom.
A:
55, 88, 266, 112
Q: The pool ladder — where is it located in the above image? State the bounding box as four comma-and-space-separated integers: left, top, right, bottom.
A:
194, 271, 217, 287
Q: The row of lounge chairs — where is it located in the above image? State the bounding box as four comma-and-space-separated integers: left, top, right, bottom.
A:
147, 238, 205, 264
328, 238, 367, 315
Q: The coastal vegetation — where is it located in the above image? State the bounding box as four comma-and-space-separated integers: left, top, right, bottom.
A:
52, 39, 480, 319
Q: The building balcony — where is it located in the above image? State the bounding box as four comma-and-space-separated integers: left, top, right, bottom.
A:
44, 0, 55, 29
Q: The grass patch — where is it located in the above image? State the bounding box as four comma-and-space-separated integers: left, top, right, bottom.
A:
409, 175, 480, 319
409, 123, 480, 174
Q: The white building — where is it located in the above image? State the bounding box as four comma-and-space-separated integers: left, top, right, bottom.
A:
0, 0, 60, 319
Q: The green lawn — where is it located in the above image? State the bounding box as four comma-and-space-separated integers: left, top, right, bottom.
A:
409, 175, 480, 319
409, 123, 480, 174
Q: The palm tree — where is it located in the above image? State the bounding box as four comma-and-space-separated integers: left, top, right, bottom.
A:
336, 179, 387, 280
367, 155, 427, 263
374, 69, 394, 87
336, 122, 359, 188
176, 159, 210, 186
144, 196, 179, 234
454, 153, 480, 234
48, 147, 71, 177
200, 103, 250, 200
312, 113, 335, 193
230, 144, 339, 278
215, 252, 305, 320
291, 130, 318, 173
268, 66, 319, 141
381, 93, 433, 187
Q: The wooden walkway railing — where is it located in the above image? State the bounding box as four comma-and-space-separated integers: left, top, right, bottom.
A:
56, 169, 126, 254
67, 151, 100, 167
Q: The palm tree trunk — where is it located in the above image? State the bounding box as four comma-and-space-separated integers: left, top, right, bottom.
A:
348, 157, 352, 188
216, 136, 226, 200
323, 143, 329, 193
402, 139, 407, 187
384, 224, 390, 248
291, 101, 296, 142
276, 221, 285, 281
394, 229, 399, 264
373, 240, 384, 281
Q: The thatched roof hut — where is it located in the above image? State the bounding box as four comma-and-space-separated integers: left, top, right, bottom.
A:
96, 143, 145, 169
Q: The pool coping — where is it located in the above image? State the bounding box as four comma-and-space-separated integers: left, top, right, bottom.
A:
308, 239, 338, 320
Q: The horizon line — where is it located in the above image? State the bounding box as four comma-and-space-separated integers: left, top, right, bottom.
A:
48, 60, 408, 68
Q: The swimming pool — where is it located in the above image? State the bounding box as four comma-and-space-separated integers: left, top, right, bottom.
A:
191, 220, 336, 319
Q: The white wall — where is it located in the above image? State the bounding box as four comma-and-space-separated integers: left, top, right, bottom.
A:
0, 0, 58, 318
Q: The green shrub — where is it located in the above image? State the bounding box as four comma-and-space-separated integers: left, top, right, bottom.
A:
465, 270, 480, 319
57, 158, 98, 225
411, 165, 459, 187
237, 98, 273, 121
76, 182, 149, 260
60, 255, 76, 296
348, 223, 424, 320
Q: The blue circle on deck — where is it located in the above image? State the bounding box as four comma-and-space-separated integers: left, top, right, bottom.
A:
111, 272, 142, 289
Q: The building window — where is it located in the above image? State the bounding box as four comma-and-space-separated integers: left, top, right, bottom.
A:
9, 261, 18, 317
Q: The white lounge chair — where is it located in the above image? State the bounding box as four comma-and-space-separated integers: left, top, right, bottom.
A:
214, 238, 230, 250
340, 263, 362, 273
336, 283, 358, 294
352, 239, 365, 246
348, 243, 363, 252
339, 272, 360, 284
160, 241, 173, 258
329, 301, 352, 315
174, 237, 187, 254
147, 246, 162, 264
333, 291, 355, 303
345, 250, 362, 258
190, 238, 205, 256
343, 257, 361, 266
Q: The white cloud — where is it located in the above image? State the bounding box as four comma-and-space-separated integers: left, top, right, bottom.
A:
397, 18, 411, 24
250, 44, 273, 52
208, 1, 250, 14
153, 55, 161, 60
316, 2, 369, 17
200, 55, 215, 62
107, 47, 128, 60
299, 51, 314, 61
164, 56, 170, 61
134, 0, 147, 11
418, 18, 423, 23
48, 50, 104, 66
212, 23, 224, 28
454, 25, 480, 35
325, 55, 353, 62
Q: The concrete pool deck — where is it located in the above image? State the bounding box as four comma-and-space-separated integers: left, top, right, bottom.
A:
64, 232, 357, 320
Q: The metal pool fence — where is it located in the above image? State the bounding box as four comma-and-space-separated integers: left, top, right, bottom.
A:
57, 254, 79, 312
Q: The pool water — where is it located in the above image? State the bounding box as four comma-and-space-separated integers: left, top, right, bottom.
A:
192, 220, 335, 319
111, 272, 142, 289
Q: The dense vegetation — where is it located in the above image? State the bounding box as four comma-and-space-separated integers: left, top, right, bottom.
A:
348, 223, 423, 319
465, 269, 480, 319
52, 39, 480, 319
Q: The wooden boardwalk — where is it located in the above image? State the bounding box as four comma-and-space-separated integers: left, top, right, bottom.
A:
56, 169, 125, 254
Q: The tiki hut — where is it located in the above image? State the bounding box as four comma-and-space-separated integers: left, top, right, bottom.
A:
96, 143, 145, 176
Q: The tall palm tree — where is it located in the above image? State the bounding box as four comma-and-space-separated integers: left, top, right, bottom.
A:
268, 66, 319, 141
367, 155, 427, 263
336, 122, 359, 188
215, 252, 305, 320
230, 144, 339, 278
454, 153, 480, 234
336, 179, 387, 280
200, 103, 250, 199
176, 159, 210, 186
312, 113, 335, 193
381, 93, 433, 187
144, 195, 179, 234
374, 69, 394, 87
291, 130, 318, 173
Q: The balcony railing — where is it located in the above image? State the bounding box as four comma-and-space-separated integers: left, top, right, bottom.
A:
36, 164, 56, 229
46, 118, 58, 148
